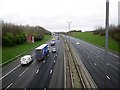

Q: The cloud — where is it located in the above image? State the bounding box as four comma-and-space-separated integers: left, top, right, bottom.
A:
0, 0, 119, 32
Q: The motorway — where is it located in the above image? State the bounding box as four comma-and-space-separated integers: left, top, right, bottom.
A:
1, 36, 64, 89
63, 35, 120, 88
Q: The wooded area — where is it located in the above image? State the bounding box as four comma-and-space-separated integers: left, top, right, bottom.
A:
2, 22, 51, 47
93, 25, 120, 42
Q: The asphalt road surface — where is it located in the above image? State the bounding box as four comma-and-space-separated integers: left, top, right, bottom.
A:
1, 36, 64, 89
63, 35, 120, 88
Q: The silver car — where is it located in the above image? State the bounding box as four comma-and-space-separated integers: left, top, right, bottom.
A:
52, 48, 56, 53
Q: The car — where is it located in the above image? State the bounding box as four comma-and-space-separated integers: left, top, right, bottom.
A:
76, 42, 80, 45
52, 48, 56, 53
58, 37, 59, 40
20, 55, 33, 65
51, 41, 55, 46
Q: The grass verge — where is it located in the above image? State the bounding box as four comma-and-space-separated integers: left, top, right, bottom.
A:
70, 32, 120, 54
2, 35, 52, 65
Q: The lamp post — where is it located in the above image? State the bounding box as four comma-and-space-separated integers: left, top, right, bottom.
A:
104, 0, 109, 88
67, 21, 72, 45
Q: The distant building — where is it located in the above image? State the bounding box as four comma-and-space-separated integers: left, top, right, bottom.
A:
26, 35, 34, 43
118, 1, 120, 25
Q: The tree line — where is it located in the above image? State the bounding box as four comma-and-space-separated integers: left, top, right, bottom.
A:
93, 25, 120, 42
2, 22, 51, 47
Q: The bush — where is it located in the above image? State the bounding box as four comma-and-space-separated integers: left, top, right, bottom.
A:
113, 33, 120, 41
15, 34, 25, 44
93, 25, 120, 42
2, 33, 15, 46
2, 22, 51, 47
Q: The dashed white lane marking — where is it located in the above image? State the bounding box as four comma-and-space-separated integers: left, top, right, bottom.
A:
0, 64, 21, 80
94, 63, 97, 66
43, 60, 45, 63
31, 60, 36, 65
31, 54, 35, 57
50, 69, 53, 74
67, 66, 69, 69
117, 62, 120, 64
44, 88, 46, 90
19, 68, 28, 77
5, 83, 13, 90
54, 60, 56, 63
107, 63, 109, 66
56, 54, 57, 57
36, 70, 39, 74
24, 88, 26, 90
106, 76, 110, 80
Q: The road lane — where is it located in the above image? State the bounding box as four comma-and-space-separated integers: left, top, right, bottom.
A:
27, 37, 60, 88
48, 37, 64, 88
2, 39, 58, 89
10, 52, 53, 88
63, 35, 119, 88
2, 55, 43, 89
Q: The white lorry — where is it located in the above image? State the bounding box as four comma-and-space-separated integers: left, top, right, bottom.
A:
20, 55, 33, 65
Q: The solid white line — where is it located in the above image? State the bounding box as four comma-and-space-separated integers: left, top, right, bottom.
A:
0, 64, 21, 80
36, 70, 39, 74
43, 60, 45, 63
106, 76, 110, 80
95, 45, 118, 58
50, 69, 53, 74
19, 68, 28, 77
5, 83, 13, 90
108, 52, 118, 58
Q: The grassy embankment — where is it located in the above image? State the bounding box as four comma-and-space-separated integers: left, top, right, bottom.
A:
70, 32, 120, 53
2, 35, 52, 64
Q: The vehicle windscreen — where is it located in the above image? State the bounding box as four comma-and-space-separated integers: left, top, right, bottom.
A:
35, 50, 42, 57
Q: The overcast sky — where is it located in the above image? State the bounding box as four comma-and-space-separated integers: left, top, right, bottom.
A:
0, 0, 119, 32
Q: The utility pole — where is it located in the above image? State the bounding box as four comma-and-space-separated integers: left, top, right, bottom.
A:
104, 0, 109, 88
118, 1, 120, 25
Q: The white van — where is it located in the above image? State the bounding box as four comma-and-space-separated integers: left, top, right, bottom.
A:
20, 55, 33, 65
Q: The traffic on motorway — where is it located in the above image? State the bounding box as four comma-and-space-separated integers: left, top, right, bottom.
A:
20, 36, 59, 65
63, 35, 120, 88
1, 34, 64, 89
1, 34, 119, 89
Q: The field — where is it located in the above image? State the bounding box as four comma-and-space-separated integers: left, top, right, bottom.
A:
2, 35, 52, 65
70, 32, 120, 53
